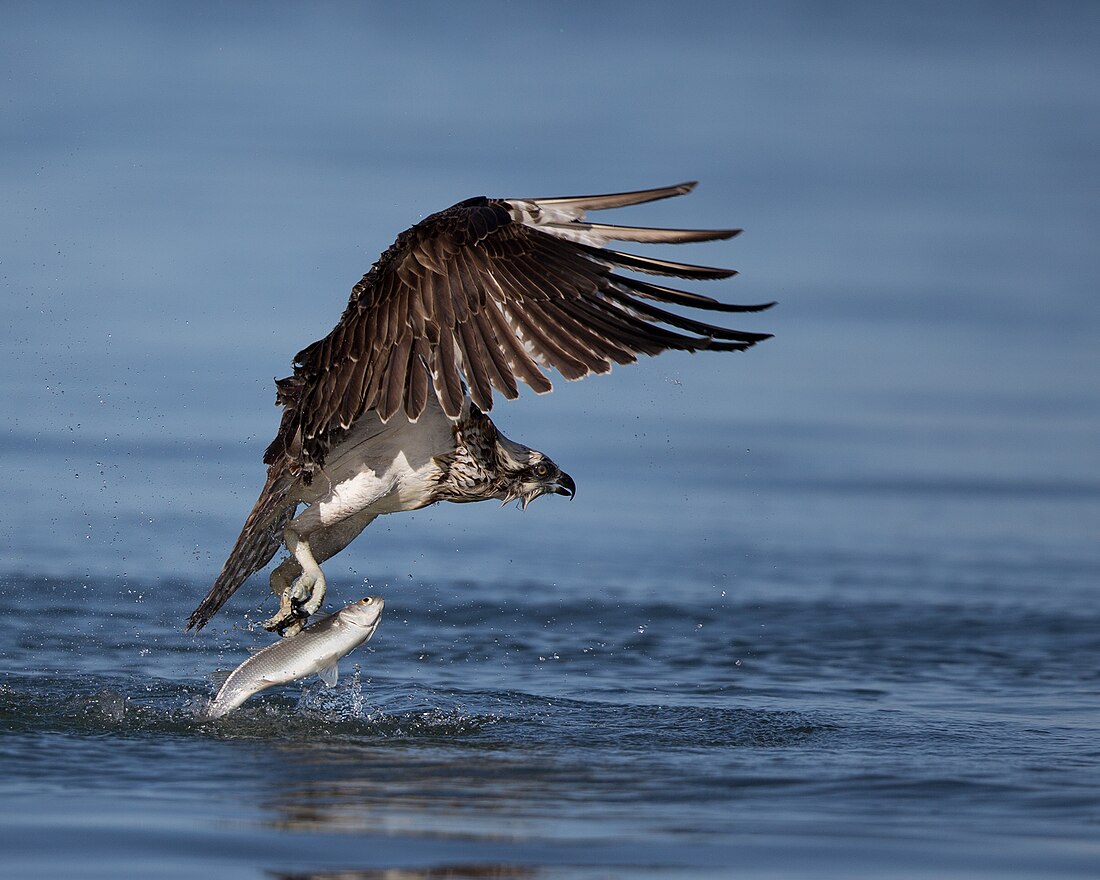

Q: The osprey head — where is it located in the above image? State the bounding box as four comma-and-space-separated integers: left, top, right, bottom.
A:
494, 435, 576, 510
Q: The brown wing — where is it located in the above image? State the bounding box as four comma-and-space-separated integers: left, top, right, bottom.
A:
186, 458, 297, 630
264, 182, 773, 473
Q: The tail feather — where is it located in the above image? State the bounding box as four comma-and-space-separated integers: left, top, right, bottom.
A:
187, 462, 297, 631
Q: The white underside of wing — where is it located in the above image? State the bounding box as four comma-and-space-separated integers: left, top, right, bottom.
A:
507, 199, 611, 245
506, 184, 730, 248
496, 304, 554, 368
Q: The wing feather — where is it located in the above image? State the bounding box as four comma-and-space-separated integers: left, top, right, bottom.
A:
428, 262, 455, 340
537, 222, 740, 245
455, 315, 493, 412
266, 184, 771, 469
574, 243, 737, 280
433, 325, 465, 418
612, 273, 776, 313
522, 180, 698, 213
480, 297, 552, 394
404, 334, 431, 418
187, 460, 297, 631
378, 331, 411, 421
453, 248, 518, 398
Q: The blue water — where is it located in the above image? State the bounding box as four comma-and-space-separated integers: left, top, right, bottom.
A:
3, 3, 1100, 878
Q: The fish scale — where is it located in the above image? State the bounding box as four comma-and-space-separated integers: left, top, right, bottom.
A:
203, 597, 384, 719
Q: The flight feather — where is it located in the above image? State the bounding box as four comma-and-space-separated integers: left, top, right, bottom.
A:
262, 181, 772, 478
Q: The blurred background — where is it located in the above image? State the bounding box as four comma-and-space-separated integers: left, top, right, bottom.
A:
3, 1, 1096, 591
2, 4, 1099, 877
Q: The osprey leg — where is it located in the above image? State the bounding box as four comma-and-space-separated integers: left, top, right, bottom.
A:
263, 527, 327, 635
269, 511, 378, 596
266, 511, 379, 635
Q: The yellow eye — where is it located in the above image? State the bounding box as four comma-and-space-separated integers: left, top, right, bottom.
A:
532, 462, 550, 478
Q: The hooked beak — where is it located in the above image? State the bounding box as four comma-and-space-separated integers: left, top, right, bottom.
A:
553, 471, 577, 500
509, 470, 577, 510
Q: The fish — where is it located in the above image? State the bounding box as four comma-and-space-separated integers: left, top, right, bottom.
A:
202, 596, 384, 719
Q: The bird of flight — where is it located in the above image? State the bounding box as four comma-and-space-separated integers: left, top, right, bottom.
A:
187, 181, 772, 636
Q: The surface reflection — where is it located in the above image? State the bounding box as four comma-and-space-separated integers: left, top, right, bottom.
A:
259, 742, 587, 840
245, 682, 819, 845
269, 866, 538, 880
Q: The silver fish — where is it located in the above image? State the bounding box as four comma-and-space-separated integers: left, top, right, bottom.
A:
203, 596, 384, 719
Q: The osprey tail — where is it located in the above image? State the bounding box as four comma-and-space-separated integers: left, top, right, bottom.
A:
187, 462, 297, 631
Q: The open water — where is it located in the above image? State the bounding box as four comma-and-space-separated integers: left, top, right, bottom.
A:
3, 3, 1099, 878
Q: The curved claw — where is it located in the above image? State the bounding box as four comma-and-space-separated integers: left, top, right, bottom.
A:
263, 570, 326, 636
263, 531, 328, 636
262, 595, 306, 636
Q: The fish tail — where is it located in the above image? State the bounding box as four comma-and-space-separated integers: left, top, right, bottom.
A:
187, 460, 297, 631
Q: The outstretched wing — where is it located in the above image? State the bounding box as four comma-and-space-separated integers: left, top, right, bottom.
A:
266, 181, 772, 472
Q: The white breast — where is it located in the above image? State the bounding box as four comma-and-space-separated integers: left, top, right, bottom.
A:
299, 397, 455, 528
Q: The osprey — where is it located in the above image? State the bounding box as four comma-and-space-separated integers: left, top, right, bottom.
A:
187, 182, 772, 635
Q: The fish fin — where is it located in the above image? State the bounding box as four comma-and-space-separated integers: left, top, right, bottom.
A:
207, 669, 233, 687
317, 664, 339, 688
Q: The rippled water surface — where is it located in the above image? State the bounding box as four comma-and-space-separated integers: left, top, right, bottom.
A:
4, 3, 1100, 878
5, 463, 1099, 879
